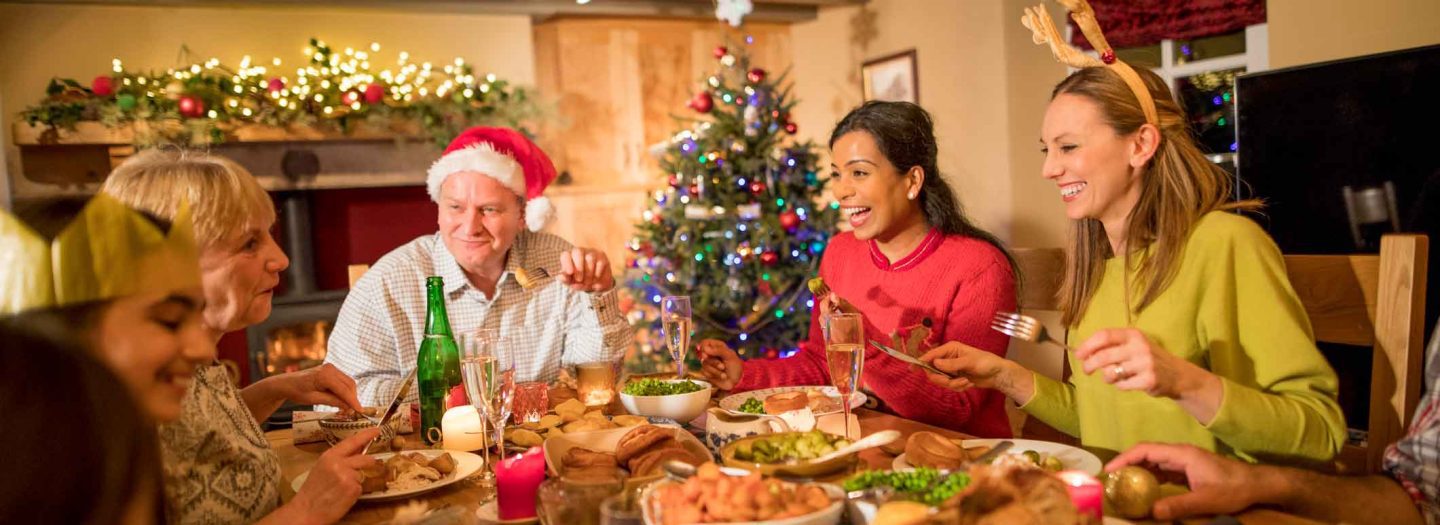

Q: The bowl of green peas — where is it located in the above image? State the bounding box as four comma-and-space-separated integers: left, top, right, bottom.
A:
721, 430, 858, 478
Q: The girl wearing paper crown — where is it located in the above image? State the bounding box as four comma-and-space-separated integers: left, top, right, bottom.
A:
0, 195, 212, 423
921, 0, 1345, 464
324, 126, 633, 406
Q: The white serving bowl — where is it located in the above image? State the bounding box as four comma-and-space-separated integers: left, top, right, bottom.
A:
619, 379, 714, 423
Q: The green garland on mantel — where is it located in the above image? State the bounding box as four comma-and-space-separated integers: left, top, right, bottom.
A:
19, 37, 544, 148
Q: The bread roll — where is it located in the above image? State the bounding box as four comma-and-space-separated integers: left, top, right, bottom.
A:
615, 425, 673, 464
628, 446, 703, 477
905, 431, 965, 470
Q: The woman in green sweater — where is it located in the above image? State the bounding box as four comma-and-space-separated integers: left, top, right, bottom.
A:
920, 12, 1346, 463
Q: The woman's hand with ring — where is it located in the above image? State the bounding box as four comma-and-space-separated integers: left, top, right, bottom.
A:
1074, 328, 1224, 423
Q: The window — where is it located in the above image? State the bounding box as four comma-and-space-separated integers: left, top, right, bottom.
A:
1074, 24, 1269, 172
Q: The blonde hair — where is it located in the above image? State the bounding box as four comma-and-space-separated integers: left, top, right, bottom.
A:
1053, 67, 1260, 325
102, 149, 275, 247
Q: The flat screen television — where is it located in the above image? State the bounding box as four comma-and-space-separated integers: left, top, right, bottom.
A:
1236, 44, 1440, 255
1235, 43, 1440, 438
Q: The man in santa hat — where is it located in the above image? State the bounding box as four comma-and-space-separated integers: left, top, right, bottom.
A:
325, 126, 633, 406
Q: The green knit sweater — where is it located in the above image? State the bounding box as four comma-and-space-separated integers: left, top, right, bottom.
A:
1022, 211, 1346, 463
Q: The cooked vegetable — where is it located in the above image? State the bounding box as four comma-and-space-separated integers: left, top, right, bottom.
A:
843, 468, 972, 506
731, 431, 850, 464
622, 379, 706, 396
737, 398, 765, 414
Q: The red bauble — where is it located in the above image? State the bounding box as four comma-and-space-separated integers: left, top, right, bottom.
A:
267, 77, 285, 93
778, 210, 800, 232
714, 46, 729, 59
758, 281, 773, 296
177, 95, 205, 118
1100, 50, 1117, 64
342, 91, 360, 105
784, 121, 798, 135
687, 91, 714, 114
91, 76, 115, 97
750, 181, 766, 194
760, 252, 779, 266
364, 83, 385, 104
747, 68, 767, 84
667, 174, 680, 187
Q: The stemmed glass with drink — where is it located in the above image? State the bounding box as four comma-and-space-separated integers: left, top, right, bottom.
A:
661, 296, 692, 380
460, 328, 515, 493
825, 313, 864, 441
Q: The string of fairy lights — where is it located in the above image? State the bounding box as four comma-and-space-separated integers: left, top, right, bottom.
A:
22, 37, 535, 147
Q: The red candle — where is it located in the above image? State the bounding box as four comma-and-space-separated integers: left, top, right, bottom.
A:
1057, 470, 1104, 520
495, 446, 546, 520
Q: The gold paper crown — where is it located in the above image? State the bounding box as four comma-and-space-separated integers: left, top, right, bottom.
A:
0, 194, 201, 315
1022, 0, 1159, 126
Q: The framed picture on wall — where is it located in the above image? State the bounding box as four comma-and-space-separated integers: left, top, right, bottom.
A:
862, 50, 919, 103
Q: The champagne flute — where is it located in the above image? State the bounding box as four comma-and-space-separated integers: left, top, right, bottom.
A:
461, 329, 515, 493
661, 296, 692, 380
825, 313, 864, 441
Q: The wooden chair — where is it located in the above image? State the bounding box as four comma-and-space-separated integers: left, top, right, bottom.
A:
347, 264, 370, 289
1007, 247, 1073, 442
1284, 234, 1427, 473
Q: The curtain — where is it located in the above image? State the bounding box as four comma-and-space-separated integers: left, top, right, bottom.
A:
1069, 0, 1266, 50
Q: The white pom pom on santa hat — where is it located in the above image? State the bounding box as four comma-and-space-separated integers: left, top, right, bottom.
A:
426, 127, 559, 232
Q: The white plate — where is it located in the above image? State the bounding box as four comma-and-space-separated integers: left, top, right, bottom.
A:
291, 449, 483, 502
718, 386, 868, 416
891, 438, 1102, 475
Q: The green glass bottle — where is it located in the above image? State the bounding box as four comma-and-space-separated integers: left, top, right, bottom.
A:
418, 276, 461, 445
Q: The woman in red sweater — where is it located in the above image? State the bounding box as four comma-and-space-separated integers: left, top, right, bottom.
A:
697, 101, 1018, 437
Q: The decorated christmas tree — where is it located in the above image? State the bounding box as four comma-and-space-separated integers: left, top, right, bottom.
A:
624, 42, 840, 373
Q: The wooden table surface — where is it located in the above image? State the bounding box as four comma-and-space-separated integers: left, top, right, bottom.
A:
268, 408, 1321, 524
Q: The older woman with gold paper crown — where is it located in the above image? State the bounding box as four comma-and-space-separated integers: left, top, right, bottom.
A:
100, 149, 380, 525
919, 0, 1346, 465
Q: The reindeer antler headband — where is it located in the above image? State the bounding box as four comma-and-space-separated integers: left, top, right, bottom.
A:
1022, 0, 1159, 126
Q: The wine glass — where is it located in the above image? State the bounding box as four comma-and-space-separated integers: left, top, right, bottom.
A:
461, 329, 515, 493
824, 313, 864, 441
661, 296, 692, 380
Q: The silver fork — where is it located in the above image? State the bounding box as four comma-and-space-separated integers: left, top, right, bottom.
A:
991, 311, 1071, 352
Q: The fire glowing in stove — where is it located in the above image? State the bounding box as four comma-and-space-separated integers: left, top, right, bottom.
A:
263, 320, 330, 375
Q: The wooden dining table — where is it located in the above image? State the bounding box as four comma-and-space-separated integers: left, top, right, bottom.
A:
268, 408, 1322, 525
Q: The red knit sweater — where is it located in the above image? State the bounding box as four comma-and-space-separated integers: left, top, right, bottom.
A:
733, 228, 1017, 437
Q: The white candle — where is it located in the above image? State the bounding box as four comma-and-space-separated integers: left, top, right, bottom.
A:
441, 405, 488, 452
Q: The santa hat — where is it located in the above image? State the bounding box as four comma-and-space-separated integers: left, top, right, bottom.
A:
427, 126, 558, 232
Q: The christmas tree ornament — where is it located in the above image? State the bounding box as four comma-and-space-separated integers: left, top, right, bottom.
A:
177, 95, 205, 118
364, 83, 385, 104
164, 81, 185, 100
747, 68, 767, 84
760, 252, 779, 266
267, 77, 285, 94
115, 94, 137, 111
715, 0, 753, 27
737, 203, 762, 220
779, 210, 800, 232
714, 45, 729, 59
784, 121, 799, 135
668, 174, 680, 187
743, 105, 760, 137
342, 91, 360, 105
91, 76, 115, 97
687, 91, 714, 114
720, 54, 737, 68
